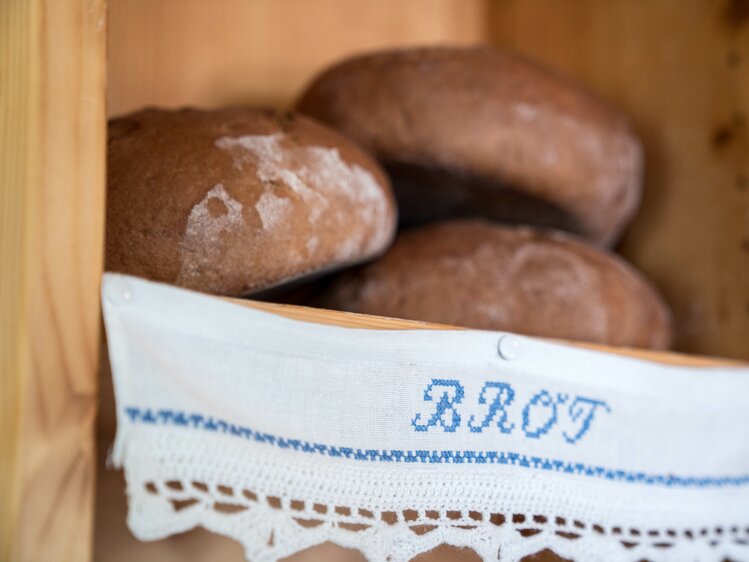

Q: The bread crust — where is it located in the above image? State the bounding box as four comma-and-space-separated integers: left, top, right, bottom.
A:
317, 220, 672, 350
297, 47, 643, 246
106, 107, 397, 296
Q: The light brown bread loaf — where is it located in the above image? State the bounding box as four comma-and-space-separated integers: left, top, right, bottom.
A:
297, 46, 643, 246
316, 220, 672, 349
106, 108, 397, 296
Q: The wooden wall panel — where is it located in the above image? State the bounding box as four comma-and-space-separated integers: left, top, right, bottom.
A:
488, 0, 749, 360
107, 0, 486, 116
0, 0, 106, 560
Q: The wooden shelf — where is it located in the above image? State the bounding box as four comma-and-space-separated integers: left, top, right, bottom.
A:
1, 1, 747, 561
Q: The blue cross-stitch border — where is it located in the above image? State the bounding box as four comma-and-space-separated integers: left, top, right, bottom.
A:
123, 406, 749, 489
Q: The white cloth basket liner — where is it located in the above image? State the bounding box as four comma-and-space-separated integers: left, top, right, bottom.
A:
102, 273, 749, 562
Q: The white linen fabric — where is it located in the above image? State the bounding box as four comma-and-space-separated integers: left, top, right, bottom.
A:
102, 273, 749, 562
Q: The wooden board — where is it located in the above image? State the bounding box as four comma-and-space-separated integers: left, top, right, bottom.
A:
107, 0, 486, 116
238, 300, 744, 368
0, 0, 106, 561
488, 0, 749, 360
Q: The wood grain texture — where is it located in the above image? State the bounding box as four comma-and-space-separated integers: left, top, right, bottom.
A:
487, 0, 749, 360
0, 1, 35, 557
107, 0, 486, 116
236, 300, 744, 367
0, 0, 106, 561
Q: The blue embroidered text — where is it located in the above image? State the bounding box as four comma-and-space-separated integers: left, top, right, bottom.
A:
411, 379, 610, 444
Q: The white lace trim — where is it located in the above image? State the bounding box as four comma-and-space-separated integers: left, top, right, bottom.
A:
125, 473, 749, 562
116, 427, 749, 562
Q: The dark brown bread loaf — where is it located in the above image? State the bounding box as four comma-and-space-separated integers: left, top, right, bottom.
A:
297, 46, 643, 247
317, 220, 672, 349
107, 108, 397, 296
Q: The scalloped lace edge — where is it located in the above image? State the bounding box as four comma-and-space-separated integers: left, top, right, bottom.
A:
124, 478, 749, 562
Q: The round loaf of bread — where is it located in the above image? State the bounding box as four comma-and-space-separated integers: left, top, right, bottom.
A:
107, 108, 397, 296
317, 220, 672, 349
297, 46, 643, 246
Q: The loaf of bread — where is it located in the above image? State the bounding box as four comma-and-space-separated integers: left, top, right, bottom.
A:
297, 47, 643, 246
316, 220, 672, 349
106, 108, 397, 296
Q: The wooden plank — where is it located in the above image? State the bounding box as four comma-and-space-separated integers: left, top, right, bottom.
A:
0, 0, 106, 561
487, 0, 749, 361
0, 1, 34, 557
235, 299, 744, 367
106, 0, 486, 116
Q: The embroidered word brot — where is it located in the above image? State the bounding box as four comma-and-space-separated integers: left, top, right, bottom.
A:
411, 378, 610, 444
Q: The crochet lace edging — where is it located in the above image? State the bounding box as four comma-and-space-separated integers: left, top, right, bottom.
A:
125, 476, 749, 562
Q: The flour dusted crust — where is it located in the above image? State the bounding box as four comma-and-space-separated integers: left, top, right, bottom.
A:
106, 108, 397, 296
297, 46, 643, 246
317, 220, 672, 349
